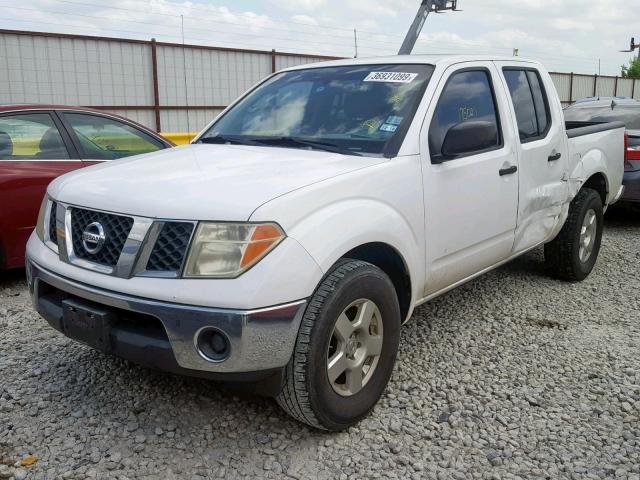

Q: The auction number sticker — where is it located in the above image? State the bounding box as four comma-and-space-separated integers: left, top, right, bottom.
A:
364, 72, 418, 83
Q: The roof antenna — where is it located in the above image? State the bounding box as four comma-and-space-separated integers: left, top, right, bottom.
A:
399, 0, 462, 55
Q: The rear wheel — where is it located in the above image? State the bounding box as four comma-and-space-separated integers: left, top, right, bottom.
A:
276, 259, 401, 431
545, 188, 604, 282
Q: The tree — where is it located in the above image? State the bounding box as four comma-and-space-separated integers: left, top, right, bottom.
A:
621, 57, 640, 79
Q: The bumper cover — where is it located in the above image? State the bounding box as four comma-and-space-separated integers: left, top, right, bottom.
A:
622, 169, 640, 203
27, 259, 307, 378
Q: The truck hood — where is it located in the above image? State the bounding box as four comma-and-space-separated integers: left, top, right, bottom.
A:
49, 144, 385, 220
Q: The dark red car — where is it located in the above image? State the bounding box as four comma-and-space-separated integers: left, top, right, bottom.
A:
0, 105, 174, 270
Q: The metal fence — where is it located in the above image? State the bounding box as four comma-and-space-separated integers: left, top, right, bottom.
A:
1, 28, 639, 133
0, 29, 336, 132
550, 72, 639, 106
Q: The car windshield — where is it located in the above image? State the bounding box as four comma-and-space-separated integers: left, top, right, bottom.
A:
564, 104, 640, 130
199, 64, 434, 157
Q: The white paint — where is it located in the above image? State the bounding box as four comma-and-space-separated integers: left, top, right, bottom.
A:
30, 55, 625, 322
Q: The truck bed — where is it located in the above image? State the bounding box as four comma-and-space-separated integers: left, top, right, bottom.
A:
565, 120, 626, 138
565, 121, 625, 204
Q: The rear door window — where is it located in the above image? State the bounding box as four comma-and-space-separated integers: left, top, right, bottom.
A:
503, 68, 552, 142
0, 113, 71, 160
61, 113, 165, 160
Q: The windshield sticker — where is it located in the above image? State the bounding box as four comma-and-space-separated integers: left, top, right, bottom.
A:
390, 94, 403, 105
385, 115, 404, 126
362, 119, 381, 133
364, 72, 419, 83
380, 124, 398, 133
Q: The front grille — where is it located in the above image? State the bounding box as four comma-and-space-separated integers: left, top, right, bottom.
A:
146, 222, 194, 272
71, 208, 134, 267
48, 202, 58, 244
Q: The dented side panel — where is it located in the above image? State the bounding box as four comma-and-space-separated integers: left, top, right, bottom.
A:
493, 60, 571, 254
566, 128, 625, 204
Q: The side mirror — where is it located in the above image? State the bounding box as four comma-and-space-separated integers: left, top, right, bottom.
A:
439, 120, 498, 160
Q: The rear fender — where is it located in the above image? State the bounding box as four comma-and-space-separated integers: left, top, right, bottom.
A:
568, 151, 609, 202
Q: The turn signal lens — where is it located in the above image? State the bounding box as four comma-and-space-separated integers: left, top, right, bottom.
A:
184, 223, 285, 278
240, 224, 284, 269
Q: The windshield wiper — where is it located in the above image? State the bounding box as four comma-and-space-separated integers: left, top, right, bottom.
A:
198, 135, 261, 146
251, 137, 363, 156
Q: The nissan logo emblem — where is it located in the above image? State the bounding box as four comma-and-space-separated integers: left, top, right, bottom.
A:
82, 222, 106, 254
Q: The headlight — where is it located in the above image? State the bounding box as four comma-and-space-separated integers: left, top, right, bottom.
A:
35, 195, 49, 242
184, 223, 285, 278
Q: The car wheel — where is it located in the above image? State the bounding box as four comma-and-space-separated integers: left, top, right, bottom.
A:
544, 188, 604, 282
276, 259, 401, 431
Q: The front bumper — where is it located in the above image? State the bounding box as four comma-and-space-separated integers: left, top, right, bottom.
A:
622, 169, 640, 203
27, 259, 307, 380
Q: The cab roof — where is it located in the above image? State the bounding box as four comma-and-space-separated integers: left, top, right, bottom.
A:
282, 54, 542, 72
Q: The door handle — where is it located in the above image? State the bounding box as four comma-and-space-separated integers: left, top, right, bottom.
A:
499, 165, 518, 176
548, 152, 562, 162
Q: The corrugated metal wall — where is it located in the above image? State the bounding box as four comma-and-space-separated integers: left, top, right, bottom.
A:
0, 32, 153, 106
1, 29, 640, 133
0, 29, 339, 133
549, 72, 640, 105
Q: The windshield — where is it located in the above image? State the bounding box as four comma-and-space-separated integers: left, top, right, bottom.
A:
199, 64, 434, 157
564, 105, 640, 130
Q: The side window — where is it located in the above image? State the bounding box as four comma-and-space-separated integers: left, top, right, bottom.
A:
428, 70, 502, 163
0, 113, 70, 160
503, 69, 552, 142
527, 71, 550, 134
62, 113, 164, 160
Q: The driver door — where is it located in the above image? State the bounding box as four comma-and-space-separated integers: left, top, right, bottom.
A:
57, 112, 166, 166
420, 62, 519, 296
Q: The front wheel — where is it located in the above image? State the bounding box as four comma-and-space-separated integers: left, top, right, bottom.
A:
545, 188, 604, 282
277, 260, 401, 431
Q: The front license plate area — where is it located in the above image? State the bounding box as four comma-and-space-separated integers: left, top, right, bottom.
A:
62, 299, 115, 352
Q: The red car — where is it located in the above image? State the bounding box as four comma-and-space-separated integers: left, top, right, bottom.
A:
0, 105, 174, 270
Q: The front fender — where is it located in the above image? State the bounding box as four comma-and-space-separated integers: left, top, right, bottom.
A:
285, 198, 423, 306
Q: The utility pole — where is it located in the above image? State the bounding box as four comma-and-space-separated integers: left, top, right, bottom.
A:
354, 28, 358, 58
399, 0, 461, 55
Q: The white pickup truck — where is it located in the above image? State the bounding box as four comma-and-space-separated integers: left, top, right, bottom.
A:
26, 55, 625, 431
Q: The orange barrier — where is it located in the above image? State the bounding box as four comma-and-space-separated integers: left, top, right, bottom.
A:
161, 132, 198, 145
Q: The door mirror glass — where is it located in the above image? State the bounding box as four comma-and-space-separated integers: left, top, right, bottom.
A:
440, 121, 499, 160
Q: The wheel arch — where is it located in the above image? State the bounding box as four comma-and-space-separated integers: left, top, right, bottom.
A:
342, 242, 413, 322
582, 172, 608, 205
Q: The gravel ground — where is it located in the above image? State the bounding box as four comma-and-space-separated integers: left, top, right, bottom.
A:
1, 211, 639, 480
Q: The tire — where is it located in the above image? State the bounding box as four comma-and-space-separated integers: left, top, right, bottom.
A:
277, 259, 401, 431
544, 188, 604, 282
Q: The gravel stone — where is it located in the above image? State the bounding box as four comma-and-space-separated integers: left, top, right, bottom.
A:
1, 212, 639, 479
12, 469, 27, 480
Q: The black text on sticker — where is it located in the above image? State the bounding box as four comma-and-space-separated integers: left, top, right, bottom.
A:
364, 72, 419, 83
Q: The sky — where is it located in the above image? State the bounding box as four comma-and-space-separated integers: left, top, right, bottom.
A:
2, 0, 639, 76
